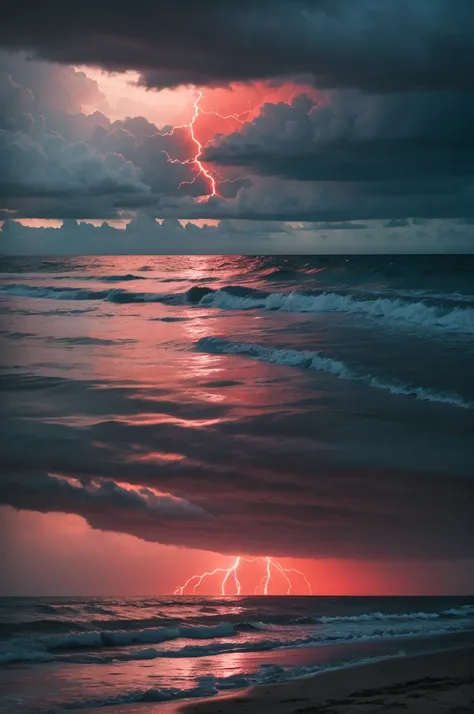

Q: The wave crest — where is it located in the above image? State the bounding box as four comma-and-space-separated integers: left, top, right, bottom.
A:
200, 289, 474, 334
197, 337, 472, 409
2, 282, 474, 334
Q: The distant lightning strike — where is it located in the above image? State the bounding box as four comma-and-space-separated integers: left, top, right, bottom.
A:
160, 90, 220, 199
174, 556, 312, 596
159, 91, 253, 200
199, 107, 251, 124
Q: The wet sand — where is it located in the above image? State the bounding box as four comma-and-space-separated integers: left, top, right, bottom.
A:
179, 647, 474, 714
80, 646, 474, 714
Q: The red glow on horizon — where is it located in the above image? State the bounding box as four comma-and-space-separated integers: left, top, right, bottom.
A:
174, 555, 313, 596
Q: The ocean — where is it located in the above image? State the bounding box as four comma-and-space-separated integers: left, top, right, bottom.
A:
1, 254, 474, 711
1, 596, 474, 712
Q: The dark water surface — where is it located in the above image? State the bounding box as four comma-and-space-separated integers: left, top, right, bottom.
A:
1, 595, 474, 712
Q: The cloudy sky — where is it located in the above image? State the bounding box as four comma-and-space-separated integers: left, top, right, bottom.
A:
1, 0, 474, 252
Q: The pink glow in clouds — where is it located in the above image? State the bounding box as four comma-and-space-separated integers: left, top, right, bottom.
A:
79, 67, 315, 137
2, 507, 473, 596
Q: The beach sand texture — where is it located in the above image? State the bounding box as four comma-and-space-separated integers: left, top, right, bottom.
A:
182, 648, 474, 714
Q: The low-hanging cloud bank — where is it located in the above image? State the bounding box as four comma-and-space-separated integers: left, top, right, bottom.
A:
2, 214, 474, 255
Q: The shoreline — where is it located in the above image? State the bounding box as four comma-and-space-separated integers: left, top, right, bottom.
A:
178, 646, 474, 714
78, 645, 474, 714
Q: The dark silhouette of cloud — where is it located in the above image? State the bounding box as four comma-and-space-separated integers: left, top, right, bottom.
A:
1, 370, 473, 559
3, 215, 474, 254
1, 2, 474, 93
203, 91, 474, 182
0, 471, 210, 530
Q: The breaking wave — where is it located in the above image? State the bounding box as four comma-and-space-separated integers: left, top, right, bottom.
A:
0, 622, 237, 663
2, 282, 474, 333
2, 604, 474, 665
28, 654, 412, 709
318, 605, 474, 623
199, 288, 474, 334
45, 621, 235, 649
197, 337, 473, 409
65, 625, 468, 664
2, 620, 469, 666
3, 605, 473, 639
0, 283, 173, 303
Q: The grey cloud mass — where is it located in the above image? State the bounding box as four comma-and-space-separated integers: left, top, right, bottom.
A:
0, 472, 209, 521
0, 55, 224, 219
2, 215, 474, 255
0, 4, 474, 241
2, 1, 474, 93
203, 91, 474, 182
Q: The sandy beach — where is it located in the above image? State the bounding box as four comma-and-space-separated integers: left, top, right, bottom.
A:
76, 646, 474, 714
181, 647, 474, 714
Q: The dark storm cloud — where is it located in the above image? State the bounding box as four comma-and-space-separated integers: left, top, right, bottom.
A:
203, 91, 474, 182
0, 472, 210, 526
1, 1, 474, 93
0, 54, 219, 218
1, 371, 473, 559
148, 87, 474, 224
0, 63, 147, 210
2, 11, 474, 227
153, 176, 474, 224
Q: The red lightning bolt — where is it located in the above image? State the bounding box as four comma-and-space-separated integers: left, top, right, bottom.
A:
157, 91, 257, 200
199, 107, 251, 124
159, 90, 220, 200
174, 556, 312, 595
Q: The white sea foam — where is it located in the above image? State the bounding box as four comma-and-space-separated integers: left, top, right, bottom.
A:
0, 283, 171, 304
2, 281, 474, 333
197, 337, 473, 409
6, 622, 236, 657
198, 336, 351, 377
439, 605, 474, 618
3, 606, 473, 666
54, 619, 473, 665
0, 647, 54, 665
17, 655, 403, 708
319, 605, 474, 623
200, 290, 474, 334
320, 612, 438, 624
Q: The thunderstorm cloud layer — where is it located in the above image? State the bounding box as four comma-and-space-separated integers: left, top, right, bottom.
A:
1, 363, 474, 561
0, 0, 474, 252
